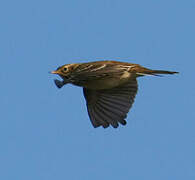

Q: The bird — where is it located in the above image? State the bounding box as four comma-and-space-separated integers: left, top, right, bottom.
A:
51, 60, 178, 128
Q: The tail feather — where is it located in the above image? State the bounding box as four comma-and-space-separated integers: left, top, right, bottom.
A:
150, 70, 179, 75
134, 66, 179, 76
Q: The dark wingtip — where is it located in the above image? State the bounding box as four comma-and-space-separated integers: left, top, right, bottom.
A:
120, 120, 127, 125
101, 120, 126, 128
113, 124, 119, 128
102, 124, 110, 128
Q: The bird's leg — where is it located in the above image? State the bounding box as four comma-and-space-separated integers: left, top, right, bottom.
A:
54, 79, 67, 89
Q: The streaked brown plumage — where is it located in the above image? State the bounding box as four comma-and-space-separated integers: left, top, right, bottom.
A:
51, 60, 178, 128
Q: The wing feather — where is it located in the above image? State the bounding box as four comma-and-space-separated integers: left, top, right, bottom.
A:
83, 79, 138, 128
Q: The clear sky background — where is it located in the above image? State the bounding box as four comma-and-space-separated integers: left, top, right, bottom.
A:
0, 0, 194, 179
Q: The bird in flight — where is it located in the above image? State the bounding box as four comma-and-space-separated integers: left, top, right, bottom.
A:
51, 60, 178, 128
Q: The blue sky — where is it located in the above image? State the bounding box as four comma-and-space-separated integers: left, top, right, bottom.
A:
0, 0, 195, 179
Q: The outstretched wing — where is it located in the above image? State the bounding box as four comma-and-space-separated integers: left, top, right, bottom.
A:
83, 79, 138, 128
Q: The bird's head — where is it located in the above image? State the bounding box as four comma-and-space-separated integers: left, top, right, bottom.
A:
51, 63, 77, 80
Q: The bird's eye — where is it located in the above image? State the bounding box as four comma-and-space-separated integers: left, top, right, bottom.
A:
63, 67, 68, 71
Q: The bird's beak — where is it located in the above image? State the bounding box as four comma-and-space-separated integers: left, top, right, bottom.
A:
50, 71, 58, 74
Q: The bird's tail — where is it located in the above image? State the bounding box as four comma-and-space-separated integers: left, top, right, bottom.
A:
134, 66, 179, 76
